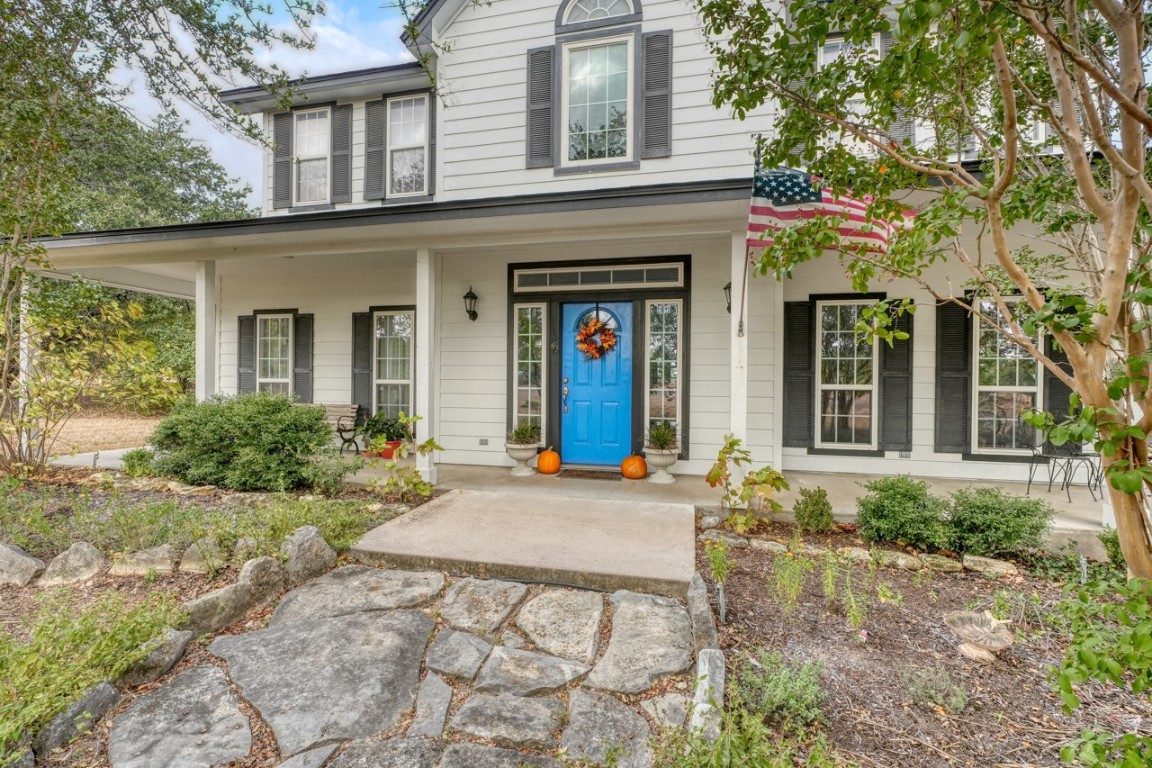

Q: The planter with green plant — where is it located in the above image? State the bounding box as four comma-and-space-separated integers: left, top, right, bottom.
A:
358, 412, 409, 459
644, 420, 680, 484
505, 419, 542, 476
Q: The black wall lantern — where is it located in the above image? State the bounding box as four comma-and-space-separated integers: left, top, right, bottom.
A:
723, 282, 732, 314
463, 287, 479, 321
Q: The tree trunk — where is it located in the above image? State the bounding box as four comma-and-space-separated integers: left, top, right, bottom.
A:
1104, 477, 1152, 579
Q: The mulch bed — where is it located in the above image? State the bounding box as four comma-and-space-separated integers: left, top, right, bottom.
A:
700, 521, 1151, 767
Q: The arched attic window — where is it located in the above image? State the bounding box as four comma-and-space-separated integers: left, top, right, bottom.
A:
556, 0, 642, 33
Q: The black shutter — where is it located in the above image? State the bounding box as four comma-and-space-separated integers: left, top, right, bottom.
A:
782, 301, 815, 447
364, 100, 386, 200
881, 32, 914, 146
331, 104, 353, 204
879, 307, 914, 451
1044, 336, 1075, 418
934, 301, 972, 453
272, 113, 293, 209
427, 94, 437, 195
641, 30, 673, 159
293, 314, 314, 403
526, 46, 555, 168
238, 315, 256, 393
352, 312, 373, 421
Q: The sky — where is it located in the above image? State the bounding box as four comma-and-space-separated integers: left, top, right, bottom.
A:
120, 0, 414, 207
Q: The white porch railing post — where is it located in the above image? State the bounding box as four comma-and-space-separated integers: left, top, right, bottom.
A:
415, 248, 437, 483
194, 260, 217, 402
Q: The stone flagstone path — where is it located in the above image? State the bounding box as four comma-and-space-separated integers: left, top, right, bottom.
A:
107, 567, 706, 768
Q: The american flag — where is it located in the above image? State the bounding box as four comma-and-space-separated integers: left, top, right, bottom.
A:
746, 166, 900, 254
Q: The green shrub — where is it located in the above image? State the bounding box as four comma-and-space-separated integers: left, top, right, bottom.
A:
150, 393, 340, 491
856, 476, 951, 551
651, 709, 840, 767
0, 592, 181, 757
793, 487, 834, 532
901, 665, 968, 713
949, 487, 1053, 557
1098, 525, 1126, 570
731, 648, 826, 729
120, 448, 157, 478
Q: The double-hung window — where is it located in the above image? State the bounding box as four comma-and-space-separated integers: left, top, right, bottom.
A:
257, 315, 293, 395
374, 311, 414, 417
387, 96, 428, 196
562, 35, 633, 165
646, 300, 681, 436
817, 35, 880, 122
293, 108, 330, 205
973, 299, 1040, 452
815, 301, 877, 448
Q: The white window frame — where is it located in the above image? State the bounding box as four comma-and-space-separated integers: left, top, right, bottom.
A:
971, 299, 1043, 455
372, 310, 416, 417
817, 33, 881, 121
560, 33, 635, 169
563, 0, 635, 26
512, 263, 683, 292
814, 300, 879, 450
644, 299, 683, 438
512, 303, 548, 445
256, 314, 293, 395
385, 95, 429, 198
292, 107, 331, 206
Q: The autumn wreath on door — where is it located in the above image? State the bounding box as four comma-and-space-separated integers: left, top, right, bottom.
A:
576, 311, 618, 360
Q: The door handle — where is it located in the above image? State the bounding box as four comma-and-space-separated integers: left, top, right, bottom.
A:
562, 386, 569, 413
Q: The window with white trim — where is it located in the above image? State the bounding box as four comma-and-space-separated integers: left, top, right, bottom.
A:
513, 304, 547, 441
387, 95, 428, 196
646, 300, 681, 435
973, 299, 1040, 451
564, 0, 633, 25
562, 34, 633, 165
293, 108, 330, 205
815, 301, 877, 448
374, 311, 414, 417
818, 35, 880, 121
257, 315, 293, 395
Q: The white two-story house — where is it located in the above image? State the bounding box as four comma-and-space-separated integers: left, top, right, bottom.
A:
42, 0, 1076, 488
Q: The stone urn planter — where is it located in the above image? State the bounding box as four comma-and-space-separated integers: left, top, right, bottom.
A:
645, 448, 679, 484
505, 442, 539, 476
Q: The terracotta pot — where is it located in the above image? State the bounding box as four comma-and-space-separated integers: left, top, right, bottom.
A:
362, 440, 403, 460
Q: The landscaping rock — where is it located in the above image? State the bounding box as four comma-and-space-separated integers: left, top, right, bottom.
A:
501, 630, 528, 649
440, 577, 528, 635
39, 541, 106, 586
687, 573, 719, 652
275, 744, 339, 768
963, 554, 1020, 578
119, 627, 194, 688
182, 556, 288, 634
515, 589, 603, 663
697, 529, 748, 548
327, 738, 442, 768
586, 591, 694, 694
842, 546, 875, 564
4, 747, 32, 768
450, 694, 563, 749
699, 514, 723, 529
408, 673, 453, 738
474, 647, 590, 696
438, 744, 560, 768
209, 609, 433, 756
426, 628, 493, 681
561, 689, 652, 768
922, 554, 964, 573
689, 649, 725, 742
166, 480, 217, 496
280, 526, 336, 585
239, 555, 288, 595
33, 681, 120, 757
749, 539, 788, 553
108, 544, 175, 577
271, 565, 443, 625
178, 537, 225, 574
232, 537, 257, 563
875, 550, 924, 571
0, 543, 45, 587
641, 693, 690, 729
107, 666, 251, 768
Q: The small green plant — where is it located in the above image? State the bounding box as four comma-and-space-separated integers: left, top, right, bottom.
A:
650, 706, 841, 767
770, 547, 814, 620
793, 487, 834, 532
856, 475, 951, 551
877, 582, 904, 607
1097, 525, 1126, 571
368, 414, 444, 499
705, 539, 733, 585
358, 411, 408, 442
949, 486, 1053, 557
902, 666, 968, 713
120, 448, 157, 477
707, 435, 789, 534
731, 648, 826, 729
841, 564, 869, 631
820, 549, 839, 604
646, 419, 679, 450
506, 418, 541, 445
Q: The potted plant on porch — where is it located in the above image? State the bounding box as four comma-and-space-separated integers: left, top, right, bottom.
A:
359, 412, 409, 459
505, 419, 542, 476
644, 420, 680, 484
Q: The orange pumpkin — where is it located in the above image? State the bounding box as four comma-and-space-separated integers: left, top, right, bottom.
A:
621, 455, 648, 480
537, 448, 561, 475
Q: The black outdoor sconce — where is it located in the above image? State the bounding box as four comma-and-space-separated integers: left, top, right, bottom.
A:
723, 282, 732, 314
463, 287, 479, 321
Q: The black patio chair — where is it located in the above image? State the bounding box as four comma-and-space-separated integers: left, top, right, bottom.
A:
1021, 413, 1100, 502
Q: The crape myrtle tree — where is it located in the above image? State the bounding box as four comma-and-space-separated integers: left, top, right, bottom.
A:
0, 0, 319, 473
696, 0, 1152, 579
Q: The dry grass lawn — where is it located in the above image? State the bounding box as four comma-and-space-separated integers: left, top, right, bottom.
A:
51, 413, 161, 456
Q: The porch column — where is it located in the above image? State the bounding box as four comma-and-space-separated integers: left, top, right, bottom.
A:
730, 232, 749, 446
194, 260, 216, 402
415, 248, 437, 483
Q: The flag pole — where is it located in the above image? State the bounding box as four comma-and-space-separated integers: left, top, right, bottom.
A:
737, 135, 763, 337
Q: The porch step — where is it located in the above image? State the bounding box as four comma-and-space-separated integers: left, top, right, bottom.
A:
350, 489, 696, 599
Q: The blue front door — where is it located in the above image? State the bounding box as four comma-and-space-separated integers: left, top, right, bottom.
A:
561, 302, 633, 466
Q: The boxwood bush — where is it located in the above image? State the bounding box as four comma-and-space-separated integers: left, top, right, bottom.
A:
949, 487, 1053, 557
856, 476, 951, 551
149, 393, 337, 491
792, 487, 834, 532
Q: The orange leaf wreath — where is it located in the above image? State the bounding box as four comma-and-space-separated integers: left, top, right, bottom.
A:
576, 317, 618, 360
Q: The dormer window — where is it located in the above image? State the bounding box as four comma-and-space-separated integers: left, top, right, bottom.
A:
294, 108, 331, 205
564, 0, 633, 25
